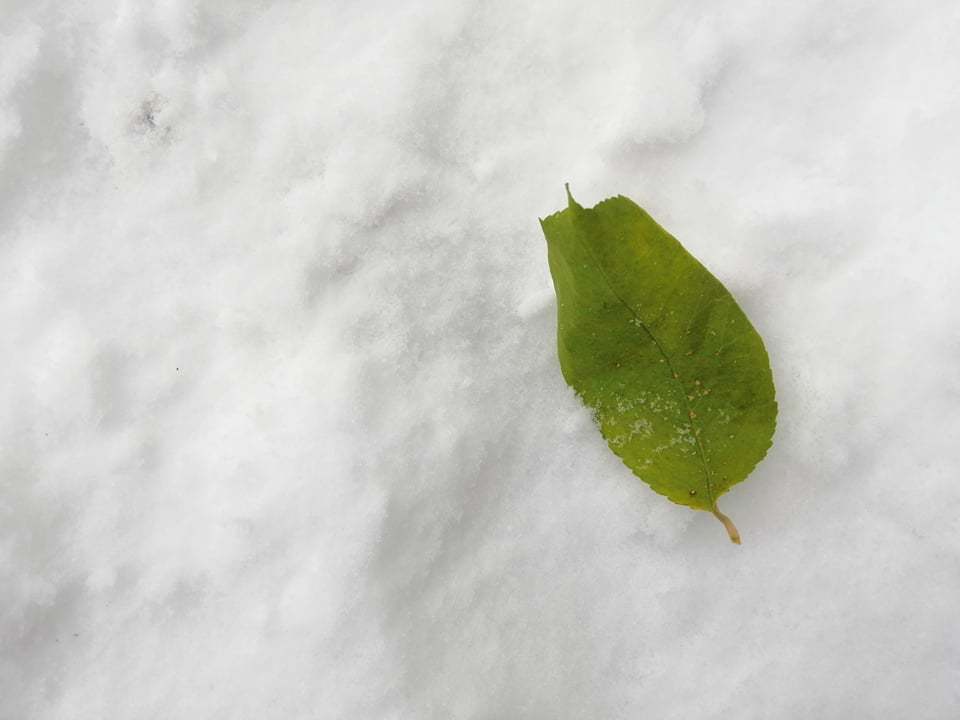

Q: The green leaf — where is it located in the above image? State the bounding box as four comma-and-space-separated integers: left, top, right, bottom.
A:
540, 186, 777, 544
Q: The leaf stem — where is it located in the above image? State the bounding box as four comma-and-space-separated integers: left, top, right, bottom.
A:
712, 506, 741, 545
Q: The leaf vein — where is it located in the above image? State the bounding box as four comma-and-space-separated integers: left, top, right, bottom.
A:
576, 233, 716, 505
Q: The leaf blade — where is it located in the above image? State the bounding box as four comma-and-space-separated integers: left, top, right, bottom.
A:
542, 189, 777, 541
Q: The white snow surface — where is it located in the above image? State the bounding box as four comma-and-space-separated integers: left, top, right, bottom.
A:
3, 1, 959, 717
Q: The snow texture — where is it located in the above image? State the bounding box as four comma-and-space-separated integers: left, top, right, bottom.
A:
2, 1, 959, 718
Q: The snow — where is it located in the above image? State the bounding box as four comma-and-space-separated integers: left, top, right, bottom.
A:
3, 1, 959, 717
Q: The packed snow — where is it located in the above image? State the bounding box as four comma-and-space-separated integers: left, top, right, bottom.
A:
2, 1, 959, 718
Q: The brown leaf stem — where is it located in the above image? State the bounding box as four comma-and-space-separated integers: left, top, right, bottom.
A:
712, 506, 741, 545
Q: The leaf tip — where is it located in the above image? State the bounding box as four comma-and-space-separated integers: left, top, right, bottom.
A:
564, 183, 580, 210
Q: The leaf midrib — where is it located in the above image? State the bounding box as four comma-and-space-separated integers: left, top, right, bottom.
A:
575, 223, 716, 506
